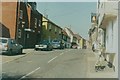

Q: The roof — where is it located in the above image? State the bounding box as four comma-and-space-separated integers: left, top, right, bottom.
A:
74, 34, 82, 40
62, 29, 68, 36
43, 16, 62, 30
65, 27, 74, 35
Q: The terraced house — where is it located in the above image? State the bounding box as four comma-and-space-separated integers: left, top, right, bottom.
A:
97, 0, 118, 74
1, 1, 42, 48
41, 16, 62, 42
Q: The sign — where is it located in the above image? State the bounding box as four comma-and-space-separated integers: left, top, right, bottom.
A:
91, 13, 97, 23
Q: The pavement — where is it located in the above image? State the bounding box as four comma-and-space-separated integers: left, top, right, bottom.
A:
86, 49, 118, 78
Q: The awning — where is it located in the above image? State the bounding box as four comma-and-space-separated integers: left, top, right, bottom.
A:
99, 13, 117, 29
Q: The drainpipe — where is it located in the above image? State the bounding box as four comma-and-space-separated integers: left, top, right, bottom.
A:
16, 1, 20, 42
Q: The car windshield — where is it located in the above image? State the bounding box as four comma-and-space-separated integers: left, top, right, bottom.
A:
52, 40, 60, 43
0, 39, 7, 43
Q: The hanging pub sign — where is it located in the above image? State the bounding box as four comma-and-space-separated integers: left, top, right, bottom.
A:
91, 13, 97, 23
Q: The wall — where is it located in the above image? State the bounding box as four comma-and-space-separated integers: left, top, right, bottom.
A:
42, 17, 62, 41
1, 2, 17, 39
97, 0, 118, 75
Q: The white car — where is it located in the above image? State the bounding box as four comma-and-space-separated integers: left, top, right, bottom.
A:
0, 37, 23, 55
35, 40, 53, 51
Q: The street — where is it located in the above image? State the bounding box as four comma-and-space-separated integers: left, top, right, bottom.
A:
2, 49, 89, 79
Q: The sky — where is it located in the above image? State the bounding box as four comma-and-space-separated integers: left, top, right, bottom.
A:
36, 2, 97, 40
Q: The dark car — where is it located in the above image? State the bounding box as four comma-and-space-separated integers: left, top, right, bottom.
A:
35, 40, 53, 51
52, 40, 64, 49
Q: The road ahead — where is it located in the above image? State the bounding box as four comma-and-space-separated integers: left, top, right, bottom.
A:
2, 49, 90, 79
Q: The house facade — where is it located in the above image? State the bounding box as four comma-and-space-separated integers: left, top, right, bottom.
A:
1, 1, 29, 47
74, 34, 81, 47
41, 16, 62, 42
97, 0, 118, 75
25, 2, 42, 48
64, 27, 74, 43
1, 1, 42, 48
88, 13, 98, 48
61, 29, 70, 48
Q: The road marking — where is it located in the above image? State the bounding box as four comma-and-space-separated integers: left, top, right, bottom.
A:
48, 56, 58, 63
18, 67, 41, 80
60, 52, 64, 55
2, 52, 32, 64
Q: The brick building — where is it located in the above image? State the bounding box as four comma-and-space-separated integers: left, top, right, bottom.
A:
1, 2, 42, 48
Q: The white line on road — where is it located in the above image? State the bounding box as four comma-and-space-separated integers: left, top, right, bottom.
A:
48, 56, 58, 63
18, 67, 41, 80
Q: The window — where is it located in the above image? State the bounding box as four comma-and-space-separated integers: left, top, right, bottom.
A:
39, 20, 41, 27
49, 24, 52, 31
59, 30, 61, 34
98, 0, 100, 9
18, 29, 21, 38
34, 18, 37, 28
55, 27, 57, 32
19, 10, 23, 19
27, 34, 29, 38
101, 3, 103, 8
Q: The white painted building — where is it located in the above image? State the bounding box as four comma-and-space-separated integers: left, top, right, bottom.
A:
97, 0, 119, 77
64, 27, 74, 43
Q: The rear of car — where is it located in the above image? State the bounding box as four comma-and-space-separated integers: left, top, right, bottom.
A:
52, 40, 64, 49
71, 42, 78, 49
35, 40, 53, 51
0, 37, 23, 55
0, 38, 9, 54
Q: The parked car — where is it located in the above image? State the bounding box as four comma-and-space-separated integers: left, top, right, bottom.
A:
35, 40, 53, 51
71, 42, 78, 49
0, 37, 23, 55
52, 40, 64, 49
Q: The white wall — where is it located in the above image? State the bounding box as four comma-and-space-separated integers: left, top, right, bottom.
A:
64, 28, 73, 43
97, 0, 118, 75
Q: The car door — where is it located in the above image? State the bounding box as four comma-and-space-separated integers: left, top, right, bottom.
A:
10, 39, 18, 53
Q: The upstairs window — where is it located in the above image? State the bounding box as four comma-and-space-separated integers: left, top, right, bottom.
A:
19, 10, 23, 19
39, 20, 41, 27
49, 24, 52, 31
18, 29, 21, 38
35, 18, 37, 28
55, 27, 57, 32
59, 30, 61, 34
